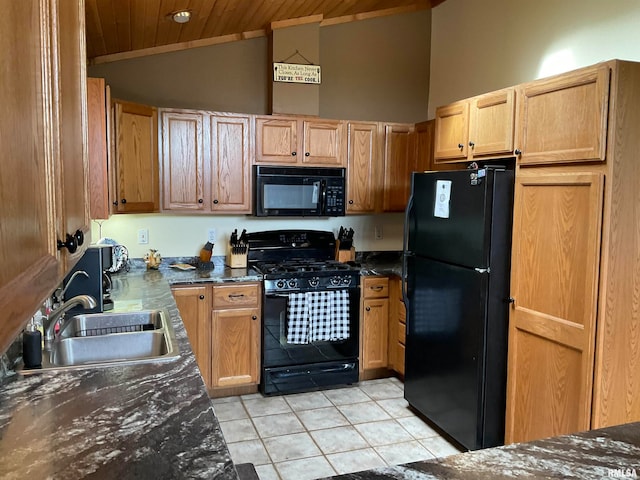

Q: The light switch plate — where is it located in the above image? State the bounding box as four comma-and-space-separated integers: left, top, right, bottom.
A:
137, 228, 149, 245
207, 228, 216, 244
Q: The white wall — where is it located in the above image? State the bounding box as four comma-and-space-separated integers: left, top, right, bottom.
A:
428, 0, 640, 117
90, 213, 405, 259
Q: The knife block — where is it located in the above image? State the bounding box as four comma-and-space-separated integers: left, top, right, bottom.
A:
228, 249, 247, 268
335, 240, 355, 263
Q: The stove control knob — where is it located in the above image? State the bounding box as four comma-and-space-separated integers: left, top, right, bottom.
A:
276, 280, 286, 289
330, 276, 341, 286
309, 277, 320, 288
288, 279, 297, 288
341, 276, 352, 286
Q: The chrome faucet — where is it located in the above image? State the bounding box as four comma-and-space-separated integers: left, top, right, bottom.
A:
53, 270, 89, 305
44, 295, 97, 346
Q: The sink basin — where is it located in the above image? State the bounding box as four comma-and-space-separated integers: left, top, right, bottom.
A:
21, 309, 179, 374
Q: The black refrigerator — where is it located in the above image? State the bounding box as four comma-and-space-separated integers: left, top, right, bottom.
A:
402, 167, 514, 451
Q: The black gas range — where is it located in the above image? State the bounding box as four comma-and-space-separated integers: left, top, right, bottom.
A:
246, 230, 361, 395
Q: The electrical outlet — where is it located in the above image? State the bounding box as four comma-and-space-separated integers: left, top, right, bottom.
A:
137, 228, 149, 245
374, 225, 383, 240
207, 228, 216, 244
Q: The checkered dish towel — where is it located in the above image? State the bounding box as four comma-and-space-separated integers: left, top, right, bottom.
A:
330, 289, 350, 341
286, 292, 309, 344
308, 291, 333, 342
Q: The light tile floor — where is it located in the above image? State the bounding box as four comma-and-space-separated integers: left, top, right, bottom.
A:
214, 377, 464, 480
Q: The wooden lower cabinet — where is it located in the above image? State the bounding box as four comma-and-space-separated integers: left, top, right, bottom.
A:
387, 276, 406, 376
172, 285, 211, 386
360, 276, 389, 379
172, 282, 261, 396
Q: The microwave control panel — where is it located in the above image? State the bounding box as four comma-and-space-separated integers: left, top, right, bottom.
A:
324, 179, 345, 216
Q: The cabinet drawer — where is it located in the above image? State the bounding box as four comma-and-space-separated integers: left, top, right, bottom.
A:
398, 322, 406, 345
212, 283, 259, 309
362, 276, 389, 298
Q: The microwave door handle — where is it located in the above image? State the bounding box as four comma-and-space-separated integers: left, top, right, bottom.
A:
320, 180, 327, 215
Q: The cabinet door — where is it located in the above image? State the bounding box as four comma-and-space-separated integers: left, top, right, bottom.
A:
434, 101, 469, 161
255, 117, 298, 164
0, 0, 61, 353
173, 286, 211, 387
302, 120, 345, 166
383, 124, 414, 212
362, 298, 389, 370
87, 78, 110, 220
53, 0, 90, 271
515, 65, 610, 165
347, 122, 379, 213
211, 308, 260, 387
113, 100, 159, 212
161, 111, 206, 211
505, 172, 604, 444
414, 120, 434, 172
210, 114, 252, 213
469, 88, 515, 158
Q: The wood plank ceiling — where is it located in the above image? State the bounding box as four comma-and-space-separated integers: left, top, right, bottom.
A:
85, 0, 444, 64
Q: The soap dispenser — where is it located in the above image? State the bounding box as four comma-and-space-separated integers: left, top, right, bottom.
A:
23, 316, 42, 369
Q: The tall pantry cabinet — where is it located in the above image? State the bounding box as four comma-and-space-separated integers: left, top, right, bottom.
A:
505, 60, 640, 443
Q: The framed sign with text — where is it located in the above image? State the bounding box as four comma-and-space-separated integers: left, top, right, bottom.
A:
273, 62, 321, 84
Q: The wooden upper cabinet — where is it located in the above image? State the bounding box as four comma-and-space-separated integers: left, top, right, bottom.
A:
515, 65, 610, 165
469, 88, 516, 158
434, 101, 469, 161
209, 114, 252, 213
113, 100, 159, 213
86, 77, 110, 220
255, 116, 298, 163
0, 0, 65, 353
301, 119, 345, 166
255, 116, 346, 167
505, 172, 604, 444
434, 88, 516, 164
161, 110, 206, 211
346, 122, 380, 213
383, 123, 415, 212
54, 0, 90, 271
414, 120, 434, 172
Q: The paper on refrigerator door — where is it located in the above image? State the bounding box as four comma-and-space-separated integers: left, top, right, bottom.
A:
434, 180, 452, 219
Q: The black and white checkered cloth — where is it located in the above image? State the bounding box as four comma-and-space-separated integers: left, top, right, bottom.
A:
286, 292, 308, 344
329, 289, 350, 341
286, 290, 351, 344
308, 291, 332, 342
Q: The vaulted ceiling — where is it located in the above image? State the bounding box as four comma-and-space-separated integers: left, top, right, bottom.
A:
85, 0, 445, 63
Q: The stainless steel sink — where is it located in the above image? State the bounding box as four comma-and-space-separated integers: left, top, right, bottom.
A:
21, 309, 180, 374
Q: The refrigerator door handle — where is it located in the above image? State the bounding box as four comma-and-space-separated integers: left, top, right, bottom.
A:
474, 267, 490, 273
402, 194, 415, 314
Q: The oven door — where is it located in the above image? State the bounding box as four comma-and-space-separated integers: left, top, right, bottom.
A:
255, 174, 325, 217
262, 288, 360, 368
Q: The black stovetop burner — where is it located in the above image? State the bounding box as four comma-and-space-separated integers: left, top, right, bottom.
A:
253, 259, 358, 276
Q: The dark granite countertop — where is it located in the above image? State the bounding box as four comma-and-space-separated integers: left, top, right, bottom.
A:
357, 251, 403, 278
320, 421, 640, 479
0, 259, 260, 480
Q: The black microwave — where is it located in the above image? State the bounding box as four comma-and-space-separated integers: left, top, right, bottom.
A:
254, 165, 346, 217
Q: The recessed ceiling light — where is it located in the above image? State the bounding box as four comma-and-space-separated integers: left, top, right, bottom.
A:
172, 10, 191, 24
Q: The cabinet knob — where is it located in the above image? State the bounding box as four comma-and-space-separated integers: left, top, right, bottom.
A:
112, 200, 118, 206
348, 200, 354, 205
252, 315, 257, 320
508, 297, 516, 305
74, 229, 84, 246
458, 143, 464, 149
198, 199, 204, 204
305, 152, 310, 157
365, 306, 371, 312
213, 199, 219, 204
514, 149, 522, 156
292, 151, 297, 156
57, 233, 78, 254
121, 198, 127, 204
469, 141, 475, 148
199, 295, 205, 300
